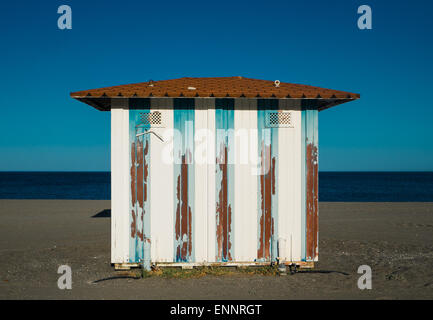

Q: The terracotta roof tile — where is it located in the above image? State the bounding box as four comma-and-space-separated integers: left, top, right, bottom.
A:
70, 76, 360, 100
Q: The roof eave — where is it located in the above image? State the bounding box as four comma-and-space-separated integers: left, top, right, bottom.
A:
317, 98, 360, 111
71, 95, 360, 112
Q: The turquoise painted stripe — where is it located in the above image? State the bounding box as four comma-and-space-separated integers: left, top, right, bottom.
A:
268, 110, 278, 262
215, 100, 235, 262
227, 109, 234, 262
257, 100, 279, 262
129, 110, 137, 263
129, 109, 151, 268
173, 104, 195, 262
301, 109, 319, 261
186, 108, 195, 262
173, 109, 182, 262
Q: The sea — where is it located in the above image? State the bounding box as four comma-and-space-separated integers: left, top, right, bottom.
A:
0, 172, 432, 202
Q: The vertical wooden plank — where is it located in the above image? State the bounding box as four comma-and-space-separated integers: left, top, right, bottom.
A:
234, 98, 259, 262
234, 103, 246, 261
292, 108, 303, 261
206, 101, 216, 262
301, 110, 306, 261
173, 99, 195, 262
186, 105, 195, 262
194, 98, 208, 262
111, 106, 122, 263
305, 109, 319, 262
215, 108, 224, 261
276, 101, 303, 262
121, 108, 131, 263
128, 101, 152, 267
246, 99, 258, 261
227, 105, 235, 261
314, 110, 319, 262
277, 100, 290, 261
111, 103, 130, 263
173, 106, 182, 262
309, 109, 319, 261
127, 99, 149, 266
141, 133, 151, 268
150, 99, 174, 263
257, 100, 278, 262
270, 108, 279, 262
257, 107, 266, 261
215, 98, 235, 262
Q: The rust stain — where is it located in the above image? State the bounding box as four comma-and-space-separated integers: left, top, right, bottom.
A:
136, 138, 144, 241
143, 139, 150, 245
130, 209, 136, 238
130, 138, 149, 242
143, 140, 149, 202
131, 142, 136, 205
227, 205, 232, 261
306, 142, 318, 260
175, 149, 193, 262
271, 157, 276, 195
130, 142, 137, 238
175, 175, 181, 257
136, 139, 144, 210
216, 142, 232, 261
257, 142, 275, 260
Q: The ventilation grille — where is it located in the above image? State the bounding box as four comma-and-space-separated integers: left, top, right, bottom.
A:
266, 111, 293, 128
139, 111, 163, 127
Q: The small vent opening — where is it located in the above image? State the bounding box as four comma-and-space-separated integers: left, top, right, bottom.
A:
139, 111, 162, 126
266, 111, 293, 128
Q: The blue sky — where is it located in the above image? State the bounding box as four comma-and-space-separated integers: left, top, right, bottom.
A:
0, 0, 432, 171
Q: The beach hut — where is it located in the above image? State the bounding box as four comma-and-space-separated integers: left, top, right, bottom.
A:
71, 77, 359, 270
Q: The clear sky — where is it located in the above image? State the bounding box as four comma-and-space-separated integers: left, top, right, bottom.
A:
0, 0, 432, 171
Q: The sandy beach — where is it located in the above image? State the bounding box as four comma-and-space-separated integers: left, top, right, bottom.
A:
0, 200, 432, 299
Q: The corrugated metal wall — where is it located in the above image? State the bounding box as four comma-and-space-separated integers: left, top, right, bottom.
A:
111, 98, 318, 267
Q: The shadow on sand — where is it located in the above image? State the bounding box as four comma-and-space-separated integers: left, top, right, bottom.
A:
92, 209, 111, 218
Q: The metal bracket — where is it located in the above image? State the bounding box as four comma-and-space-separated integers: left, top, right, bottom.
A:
136, 131, 164, 142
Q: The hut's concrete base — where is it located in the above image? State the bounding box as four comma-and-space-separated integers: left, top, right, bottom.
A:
114, 261, 314, 270
114, 263, 141, 270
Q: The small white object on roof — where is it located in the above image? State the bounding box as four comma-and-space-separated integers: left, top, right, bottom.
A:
188, 86, 197, 90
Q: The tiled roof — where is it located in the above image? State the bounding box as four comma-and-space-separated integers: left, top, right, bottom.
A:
70, 76, 360, 99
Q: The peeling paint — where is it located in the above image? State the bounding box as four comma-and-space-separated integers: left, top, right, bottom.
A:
175, 150, 193, 262
215, 103, 234, 262
136, 138, 144, 245
257, 142, 275, 260
124, 103, 319, 266
303, 109, 319, 262
257, 106, 279, 262
173, 106, 195, 262
130, 142, 137, 239
216, 142, 232, 261
129, 110, 152, 266
306, 141, 318, 261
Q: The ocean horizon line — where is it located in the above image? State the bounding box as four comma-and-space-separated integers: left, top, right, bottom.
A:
1, 171, 432, 201
1, 170, 433, 173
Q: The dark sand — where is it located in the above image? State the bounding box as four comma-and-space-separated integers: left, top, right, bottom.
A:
0, 200, 432, 299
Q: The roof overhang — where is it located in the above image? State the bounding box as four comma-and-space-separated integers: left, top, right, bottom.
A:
70, 77, 360, 111
71, 96, 358, 112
